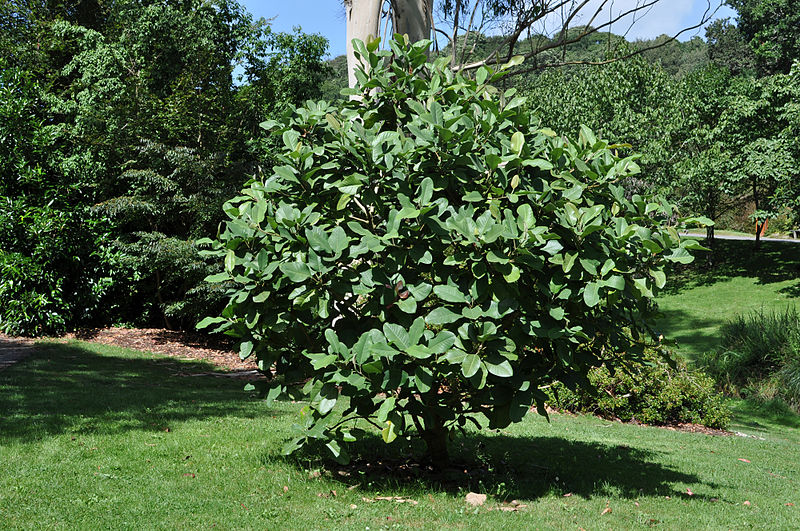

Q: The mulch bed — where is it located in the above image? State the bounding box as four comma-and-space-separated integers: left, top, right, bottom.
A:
61, 327, 257, 372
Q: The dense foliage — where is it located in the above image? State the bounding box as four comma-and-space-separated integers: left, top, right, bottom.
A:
549, 349, 730, 428
201, 37, 706, 462
0, 0, 330, 335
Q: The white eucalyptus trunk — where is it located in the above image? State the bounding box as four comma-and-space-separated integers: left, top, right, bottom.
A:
391, 0, 433, 45
345, 0, 382, 88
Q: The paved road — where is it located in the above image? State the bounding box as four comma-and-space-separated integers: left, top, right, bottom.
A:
682, 232, 800, 243
0, 336, 34, 371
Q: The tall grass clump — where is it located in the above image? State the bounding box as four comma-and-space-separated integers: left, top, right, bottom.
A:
700, 307, 800, 409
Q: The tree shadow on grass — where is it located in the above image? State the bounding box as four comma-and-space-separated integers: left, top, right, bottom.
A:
0, 342, 277, 443
663, 239, 800, 296
653, 308, 724, 358
275, 430, 719, 503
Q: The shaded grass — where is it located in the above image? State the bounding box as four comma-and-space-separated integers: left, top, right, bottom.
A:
2, 341, 800, 529
656, 239, 800, 360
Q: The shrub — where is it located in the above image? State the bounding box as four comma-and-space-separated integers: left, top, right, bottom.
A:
700, 307, 800, 408
548, 349, 730, 428
199, 36, 705, 463
0, 200, 113, 336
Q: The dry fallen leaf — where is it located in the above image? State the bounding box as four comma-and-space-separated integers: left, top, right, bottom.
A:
686, 488, 695, 496
563, 493, 573, 497
601, 507, 612, 516
349, 504, 357, 509
182, 473, 195, 478
786, 503, 794, 507
465, 492, 487, 507
375, 496, 418, 505
738, 458, 751, 463
634, 502, 640, 507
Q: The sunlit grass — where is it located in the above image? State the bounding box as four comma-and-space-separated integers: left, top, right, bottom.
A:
656, 239, 800, 360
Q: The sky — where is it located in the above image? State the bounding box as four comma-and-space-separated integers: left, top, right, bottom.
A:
244, 1, 737, 59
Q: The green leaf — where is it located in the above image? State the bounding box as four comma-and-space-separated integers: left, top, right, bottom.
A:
408, 317, 425, 345
408, 282, 433, 301
318, 384, 338, 415
583, 281, 601, 307
265, 384, 283, 407
425, 307, 462, 325
197, 316, 225, 329
502, 55, 524, 69
463, 191, 483, 202
407, 344, 432, 359
428, 331, 457, 354
415, 366, 434, 393
280, 262, 312, 282
666, 247, 693, 264
604, 275, 625, 290
510, 131, 524, 155
503, 265, 521, 283
418, 177, 434, 205
486, 359, 513, 378
651, 269, 667, 289
204, 272, 229, 283
433, 285, 467, 303
282, 437, 304, 455
328, 226, 350, 256
517, 204, 535, 230
377, 396, 396, 423
306, 227, 332, 253
462, 354, 481, 378
383, 323, 410, 350
381, 420, 397, 443
224, 250, 236, 272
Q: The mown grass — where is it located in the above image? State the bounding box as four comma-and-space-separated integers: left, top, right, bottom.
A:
2, 341, 799, 529
656, 239, 800, 359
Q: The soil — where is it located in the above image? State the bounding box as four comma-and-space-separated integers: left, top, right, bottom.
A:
61, 327, 257, 372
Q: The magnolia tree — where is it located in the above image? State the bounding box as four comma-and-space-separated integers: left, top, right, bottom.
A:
343, 0, 724, 85
199, 37, 707, 463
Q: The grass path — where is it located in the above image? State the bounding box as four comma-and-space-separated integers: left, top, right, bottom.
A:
2, 340, 799, 529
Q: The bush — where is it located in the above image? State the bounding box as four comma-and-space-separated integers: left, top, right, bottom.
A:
549, 349, 730, 428
200, 36, 705, 463
700, 307, 800, 408
0, 200, 113, 336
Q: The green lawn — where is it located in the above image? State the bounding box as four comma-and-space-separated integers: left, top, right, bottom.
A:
656, 239, 800, 359
2, 341, 799, 529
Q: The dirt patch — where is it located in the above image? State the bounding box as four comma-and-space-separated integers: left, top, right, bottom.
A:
60, 327, 257, 372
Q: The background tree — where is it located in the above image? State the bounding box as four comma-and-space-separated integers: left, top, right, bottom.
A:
705, 17, 756, 75
0, 0, 331, 334
726, 0, 800, 75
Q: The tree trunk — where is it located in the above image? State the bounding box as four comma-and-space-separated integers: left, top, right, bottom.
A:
705, 224, 715, 266
421, 412, 449, 465
391, 0, 433, 46
755, 220, 763, 251
345, 0, 382, 88
752, 178, 762, 252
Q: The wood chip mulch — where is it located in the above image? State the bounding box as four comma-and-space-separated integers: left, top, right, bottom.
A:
61, 327, 257, 372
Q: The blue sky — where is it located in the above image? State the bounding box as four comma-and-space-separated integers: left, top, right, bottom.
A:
244, 1, 736, 59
